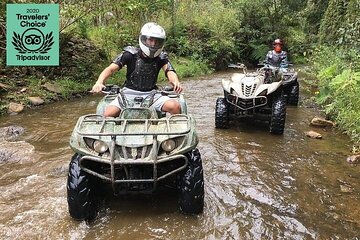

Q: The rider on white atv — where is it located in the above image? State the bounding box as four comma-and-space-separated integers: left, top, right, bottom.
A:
264, 39, 289, 72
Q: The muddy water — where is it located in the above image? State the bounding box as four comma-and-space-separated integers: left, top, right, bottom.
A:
0, 71, 359, 239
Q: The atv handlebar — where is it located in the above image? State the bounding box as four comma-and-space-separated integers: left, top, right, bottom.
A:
257, 64, 280, 72
101, 84, 121, 94
101, 84, 178, 97
228, 63, 247, 74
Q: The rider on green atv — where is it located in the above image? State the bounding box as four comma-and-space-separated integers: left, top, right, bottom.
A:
91, 22, 182, 117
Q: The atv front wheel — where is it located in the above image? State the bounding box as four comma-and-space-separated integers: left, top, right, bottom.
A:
269, 93, 286, 134
286, 82, 299, 106
67, 153, 98, 221
215, 97, 229, 128
178, 148, 204, 214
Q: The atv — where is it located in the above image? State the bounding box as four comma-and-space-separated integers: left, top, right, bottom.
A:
67, 85, 204, 221
281, 66, 299, 106
215, 64, 286, 134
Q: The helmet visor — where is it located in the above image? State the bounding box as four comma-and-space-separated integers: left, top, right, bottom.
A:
140, 35, 165, 49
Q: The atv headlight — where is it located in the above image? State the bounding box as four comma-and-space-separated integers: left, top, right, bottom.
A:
93, 140, 108, 153
161, 139, 176, 152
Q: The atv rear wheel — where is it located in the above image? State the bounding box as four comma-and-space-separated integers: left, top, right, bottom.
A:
215, 97, 229, 128
269, 93, 286, 134
67, 153, 98, 221
286, 82, 299, 106
178, 148, 204, 215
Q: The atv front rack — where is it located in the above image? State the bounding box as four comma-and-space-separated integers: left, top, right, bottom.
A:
75, 114, 191, 136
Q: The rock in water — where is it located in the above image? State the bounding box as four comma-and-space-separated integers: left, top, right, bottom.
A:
8, 102, 24, 114
28, 97, 44, 106
0, 141, 38, 163
346, 155, 360, 164
0, 125, 25, 141
340, 184, 353, 193
305, 130, 322, 139
310, 117, 335, 128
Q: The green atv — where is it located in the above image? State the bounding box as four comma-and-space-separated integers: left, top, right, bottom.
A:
67, 85, 204, 221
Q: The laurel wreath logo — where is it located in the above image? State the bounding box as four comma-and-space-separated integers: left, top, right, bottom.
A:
12, 31, 54, 54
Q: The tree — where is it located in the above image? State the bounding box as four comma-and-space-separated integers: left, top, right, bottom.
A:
319, 0, 348, 45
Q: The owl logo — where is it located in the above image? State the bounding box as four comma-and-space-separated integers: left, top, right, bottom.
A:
24, 34, 42, 45
12, 28, 54, 54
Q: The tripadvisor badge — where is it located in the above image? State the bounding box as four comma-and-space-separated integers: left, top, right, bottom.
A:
6, 4, 59, 66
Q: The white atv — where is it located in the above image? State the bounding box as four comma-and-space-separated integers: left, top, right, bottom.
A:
215, 64, 286, 134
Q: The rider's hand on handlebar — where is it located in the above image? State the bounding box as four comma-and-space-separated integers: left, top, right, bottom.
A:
172, 82, 183, 94
90, 82, 105, 93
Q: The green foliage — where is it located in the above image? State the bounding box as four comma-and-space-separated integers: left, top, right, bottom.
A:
57, 78, 91, 99
0, 105, 7, 115
303, 0, 329, 41
322, 69, 360, 145
318, 0, 346, 44
310, 44, 360, 146
249, 43, 269, 62
171, 57, 213, 79
160, 0, 239, 69
338, 0, 360, 48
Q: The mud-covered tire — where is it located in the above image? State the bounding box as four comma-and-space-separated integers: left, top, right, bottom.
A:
215, 97, 229, 129
269, 93, 286, 134
67, 153, 98, 221
178, 148, 204, 215
286, 81, 299, 106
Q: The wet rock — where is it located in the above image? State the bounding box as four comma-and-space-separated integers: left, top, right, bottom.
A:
340, 184, 353, 193
28, 97, 44, 106
346, 155, 360, 164
337, 179, 354, 193
305, 130, 322, 139
43, 82, 61, 93
8, 102, 24, 114
310, 117, 335, 128
0, 125, 25, 141
0, 141, 37, 163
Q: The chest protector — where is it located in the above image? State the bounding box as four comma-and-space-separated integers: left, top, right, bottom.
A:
126, 53, 159, 91
267, 51, 286, 67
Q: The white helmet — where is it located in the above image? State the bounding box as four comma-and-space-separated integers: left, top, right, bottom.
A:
139, 22, 166, 58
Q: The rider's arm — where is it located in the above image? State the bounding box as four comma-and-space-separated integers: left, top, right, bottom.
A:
264, 51, 271, 64
91, 63, 120, 93
162, 64, 183, 93
280, 52, 289, 69
159, 52, 183, 93
91, 51, 132, 93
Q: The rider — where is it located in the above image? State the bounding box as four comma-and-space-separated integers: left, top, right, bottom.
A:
91, 22, 182, 117
264, 38, 289, 71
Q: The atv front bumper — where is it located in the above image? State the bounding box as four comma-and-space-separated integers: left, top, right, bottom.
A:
226, 93, 268, 111
79, 151, 188, 184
